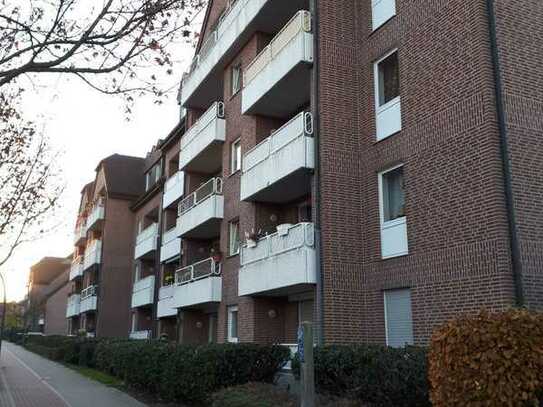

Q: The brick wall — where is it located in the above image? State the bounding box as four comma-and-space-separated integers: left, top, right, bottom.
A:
44, 279, 70, 335
316, 0, 517, 344
494, 0, 543, 310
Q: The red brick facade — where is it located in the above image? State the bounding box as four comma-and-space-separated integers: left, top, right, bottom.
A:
62, 1, 542, 346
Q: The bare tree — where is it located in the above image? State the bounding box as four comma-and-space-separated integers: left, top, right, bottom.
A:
0, 0, 205, 106
0, 88, 63, 268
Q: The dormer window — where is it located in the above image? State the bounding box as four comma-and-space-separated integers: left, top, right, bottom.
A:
145, 162, 162, 191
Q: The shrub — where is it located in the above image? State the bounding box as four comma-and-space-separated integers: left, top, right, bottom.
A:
211, 383, 363, 407
95, 340, 290, 404
429, 309, 543, 406
293, 345, 430, 407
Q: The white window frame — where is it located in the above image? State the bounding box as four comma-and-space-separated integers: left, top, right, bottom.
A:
230, 138, 241, 174
371, 0, 396, 31
378, 164, 408, 258
374, 49, 402, 141
231, 64, 242, 95
384, 288, 414, 348
227, 305, 239, 343
228, 220, 240, 256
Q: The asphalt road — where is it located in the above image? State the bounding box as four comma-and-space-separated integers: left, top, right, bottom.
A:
0, 341, 146, 407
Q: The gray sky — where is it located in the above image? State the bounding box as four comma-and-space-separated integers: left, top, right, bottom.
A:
5, 43, 196, 301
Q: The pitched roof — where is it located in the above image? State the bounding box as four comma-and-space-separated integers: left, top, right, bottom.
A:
96, 154, 146, 200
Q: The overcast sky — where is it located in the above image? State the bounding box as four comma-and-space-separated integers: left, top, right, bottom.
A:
4, 41, 197, 302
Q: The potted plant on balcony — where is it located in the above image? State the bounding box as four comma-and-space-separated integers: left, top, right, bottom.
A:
276, 223, 293, 236
245, 229, 261, 248
164, 274, 174, 286
210, 247, 222, 264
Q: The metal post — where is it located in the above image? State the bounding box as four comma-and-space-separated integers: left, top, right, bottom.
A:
300, 321, 315, 407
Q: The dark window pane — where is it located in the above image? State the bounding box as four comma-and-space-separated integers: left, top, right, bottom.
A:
378, 52, 400, 106
383, 167, 405, 221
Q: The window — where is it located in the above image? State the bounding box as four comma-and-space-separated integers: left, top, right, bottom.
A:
145, 162, 162, 191
231, 138, 242, 174
377, 52, 399, 107
374, 50, 402, 140
231, 64, 242, 95
208, 313, 217, 344
227, 306, 239, 343
382, 166, 405, 222
378, 165, 408, 258
134, 262, 141, 283
229, 220, 240, 256
384, 289, 414, 348
372, 0, 396, 31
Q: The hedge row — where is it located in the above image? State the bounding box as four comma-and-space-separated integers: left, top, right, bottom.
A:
21, 335, 99, 367
95, 340, 290, 404
293, 344, 430, 407
429, 309, 543, 406
18, 335, 290, 405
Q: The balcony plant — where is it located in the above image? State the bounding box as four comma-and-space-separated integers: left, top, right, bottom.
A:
164, 275, 175, 286
245, 229, 262, 248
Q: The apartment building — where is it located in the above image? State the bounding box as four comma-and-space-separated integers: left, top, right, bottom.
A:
129, 124, 185, 340
67, 155, 145, 337
168, 0, 543, 348
25, 257, 71, 333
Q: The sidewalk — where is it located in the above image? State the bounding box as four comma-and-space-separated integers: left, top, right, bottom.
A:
0, 341, 147, 407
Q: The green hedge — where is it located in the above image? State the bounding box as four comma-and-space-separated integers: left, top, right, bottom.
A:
95, 340, 290, 404
21, 335, 98, 367
293, 345, 430, 407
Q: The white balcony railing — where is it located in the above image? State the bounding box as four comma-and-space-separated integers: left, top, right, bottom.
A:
242, 10, 313, 116
74, 223, 87, 244
69, 256, 84, 281
179, 102, 225, 172
131, 275, 155, 308
180, 0, 268, 107
66, 294, 81, 318
86, 200, 105, 230
239, 223, 317, 296
83, 240, 102, 270
157, 284, 177, 318
160, 226, 181, 263
129, 330, 152, 340
173, 258, 222, 308
177, 178, 224, 238
241, 112, 314, 202
135, 223, 159, 259
80, 285, 98, 313
163, 171, 185, 209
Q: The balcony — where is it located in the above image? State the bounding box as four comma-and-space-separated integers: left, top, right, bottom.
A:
86, 200, 105, 231
177, 178, 224, 239
134, 223, 159, 260
66, 294, 81, 318
131, 275, 155, 308
160, 227, 181, 263
80, 286, 98, 313
163, 171, 185, 209
180, 0, 308, 109
241, 112, 314, 203
179, 102, 225, 173
157, 285, 177, 318
173, 258, 222, 309
239, 222, 316, 296
73, 223, 87, 246
242, 11, 313, 118
129, 330, 152, 340
83, 240, 102, 271
69, 256, 84, 281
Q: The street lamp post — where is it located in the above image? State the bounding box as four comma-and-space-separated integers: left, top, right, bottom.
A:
0, 272, 6, 356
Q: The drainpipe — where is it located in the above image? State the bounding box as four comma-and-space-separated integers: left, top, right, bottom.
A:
310, 0, 325, 346
485, 0, 524, 307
